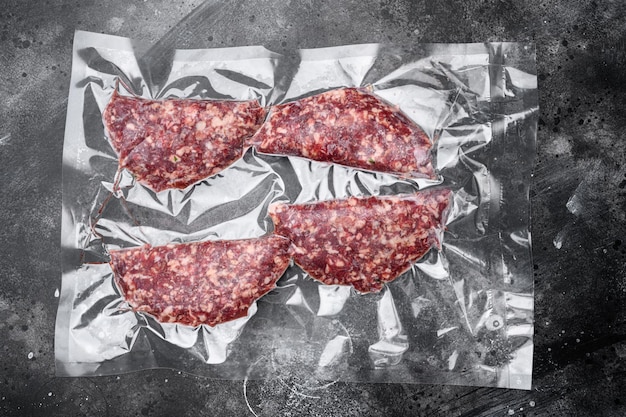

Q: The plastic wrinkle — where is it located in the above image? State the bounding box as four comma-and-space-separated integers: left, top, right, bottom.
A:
56, 32, 537, 390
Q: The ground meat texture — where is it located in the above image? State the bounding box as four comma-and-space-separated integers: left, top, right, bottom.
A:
103, 91, 266, 192
109, 236, 290, 327
269, 189, 451, 293
249, 87, 435, 179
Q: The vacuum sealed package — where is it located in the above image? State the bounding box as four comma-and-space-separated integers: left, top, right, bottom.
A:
56, 30, 538, 390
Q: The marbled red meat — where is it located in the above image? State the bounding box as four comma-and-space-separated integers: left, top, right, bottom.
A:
109, 236, 290, 327
249, 87, 435, 179
269, 189, 451, 293
103, 91, 266, 192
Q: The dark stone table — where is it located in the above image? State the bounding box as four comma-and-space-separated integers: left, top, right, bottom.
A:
1, 0, 624, 415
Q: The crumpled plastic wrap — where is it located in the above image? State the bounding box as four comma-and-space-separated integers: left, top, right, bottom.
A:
55, 30, 538, 389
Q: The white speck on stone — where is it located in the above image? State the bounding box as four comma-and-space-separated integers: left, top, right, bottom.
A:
553, 231, 564, 249
27, 352, 34, 359
529, 400, 536, 407
107, 17, 125, 33
508, 409, 515, 415
48, 392, 53, 397
566, 193, 582, 215
54, 288, 60, 298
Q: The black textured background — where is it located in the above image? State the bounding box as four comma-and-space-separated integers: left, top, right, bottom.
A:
1, 1, 625, 416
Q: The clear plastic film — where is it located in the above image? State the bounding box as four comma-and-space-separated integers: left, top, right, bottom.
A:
55, 31, 538, 389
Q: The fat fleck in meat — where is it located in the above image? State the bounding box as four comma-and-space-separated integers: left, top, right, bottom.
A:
109, 236, 290, 327
269, 189, 451, 293
103, 91, 266, 192
249, 87, 435, 179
